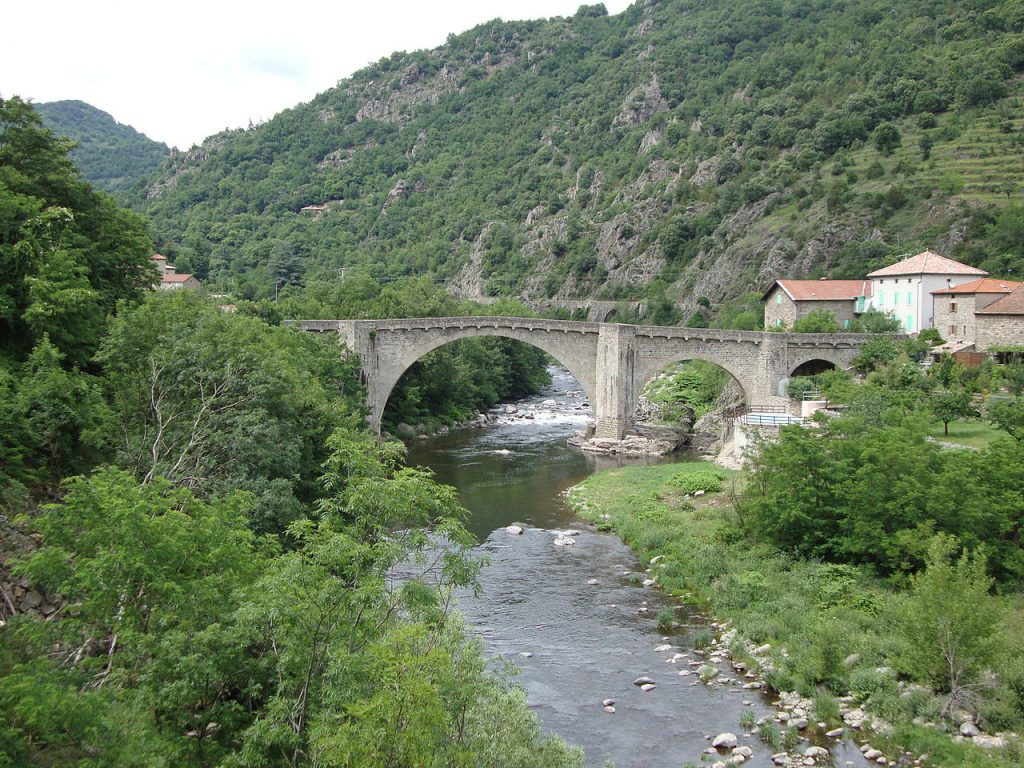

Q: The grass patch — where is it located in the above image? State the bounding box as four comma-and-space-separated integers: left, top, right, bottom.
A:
926, 418, 1004, 449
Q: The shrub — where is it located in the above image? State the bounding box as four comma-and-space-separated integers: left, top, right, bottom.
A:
897, 535, 1003, 703
691, 627, 713, 649
671, 470, 725, 496
814, 689, 842, 723
849, 666, 898, 703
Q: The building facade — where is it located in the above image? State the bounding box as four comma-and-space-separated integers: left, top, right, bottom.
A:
762, 280, 871, 330
976, 285, 1024, 353
866, 250, 987, 333
931, 278, 1021, 344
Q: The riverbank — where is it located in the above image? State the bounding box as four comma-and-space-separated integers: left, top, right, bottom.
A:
566, 463, 1023, 768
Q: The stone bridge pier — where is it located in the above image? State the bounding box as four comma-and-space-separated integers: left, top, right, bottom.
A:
293, 318, 875, 438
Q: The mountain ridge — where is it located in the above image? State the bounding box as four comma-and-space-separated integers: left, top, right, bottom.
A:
35, 100, 170, 197
135, 0, 1024, 325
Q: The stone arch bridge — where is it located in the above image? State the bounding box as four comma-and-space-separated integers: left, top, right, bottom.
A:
294, 317, 875, 438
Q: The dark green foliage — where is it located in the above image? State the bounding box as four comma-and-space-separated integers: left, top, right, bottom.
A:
851, 334, 902, 373
747, 410, 1024, 584
873, 123, 903, 156
791, 309, 839, 333
95, 291, 365, 535
2, 445, 581, 766
34, 100, 170, 196
0, 97, 154, 367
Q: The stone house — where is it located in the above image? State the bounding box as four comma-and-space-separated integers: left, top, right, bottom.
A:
762, 279, 872, 330
976, 285, 1024, 354
931, 278, 1021, 344
151, 253, 201, 291
866, 250, 987, 333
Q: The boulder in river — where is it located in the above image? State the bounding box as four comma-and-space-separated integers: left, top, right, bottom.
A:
711, 733, 738, 749
505, 525, 524, 535
633, 676, 656, 686
553, 535, 576, 547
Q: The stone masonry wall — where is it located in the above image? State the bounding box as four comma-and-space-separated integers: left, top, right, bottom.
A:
933, 294, 978, 343
976, 314, 1024, 351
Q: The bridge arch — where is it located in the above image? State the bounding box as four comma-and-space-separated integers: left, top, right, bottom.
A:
786, 349, 852, 379
367, 327, 600, 432
633, 352, 756, 410
790, 358, 838, 377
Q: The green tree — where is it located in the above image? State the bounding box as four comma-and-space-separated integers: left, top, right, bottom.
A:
873, 123, 902, 156
95, 291, 364, 534
994, 360, 1024, 395
989, 397, 1024, 440
851, 309, 902, 334
851, 335, 901, 374
929, 389, 979, 436
13, 336, 111, 479
0, 96, 153, 366
897, 535, 1003, 711
791, 309, 840, 333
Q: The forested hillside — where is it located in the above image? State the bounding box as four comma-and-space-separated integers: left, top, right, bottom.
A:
139, 0, 1024, 325
36, 100, 170, 197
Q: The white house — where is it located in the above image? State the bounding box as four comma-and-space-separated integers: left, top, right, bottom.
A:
866, 250, 987, 333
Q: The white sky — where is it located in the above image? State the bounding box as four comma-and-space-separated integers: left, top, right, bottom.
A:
3, 1, 633, 150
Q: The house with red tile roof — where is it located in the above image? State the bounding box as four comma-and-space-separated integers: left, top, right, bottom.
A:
151, 253, 201, 292
976, 284, 1024, 354
762, 279, 872, 330
866, 250, 987, 333
931, 277, 1021, 345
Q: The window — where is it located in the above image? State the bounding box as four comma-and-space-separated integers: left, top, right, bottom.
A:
878, 292, 884, 306
894, 292, 900, 305
950, 325, 956, 336
776, 293, 782, 304
906, 315, 914, 331
856, 296, 866, 313
775, 318, 782, 328
950, 301, 957, 313
843, 318, 851, 329
907, 291, 912, 305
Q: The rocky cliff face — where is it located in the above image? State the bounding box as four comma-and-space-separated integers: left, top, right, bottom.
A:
138, 0, 1024, 315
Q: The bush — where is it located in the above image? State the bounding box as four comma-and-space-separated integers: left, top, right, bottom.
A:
849, 666, 899, 703
786, 376, 818, 400
671, 470, 725, 495
792, 309, 840, 333
897, 536, 1004, 701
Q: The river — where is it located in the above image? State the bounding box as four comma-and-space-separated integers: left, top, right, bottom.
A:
405, 367, 780, 768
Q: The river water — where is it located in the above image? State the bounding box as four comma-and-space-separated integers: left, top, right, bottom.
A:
405, 367, 780, 768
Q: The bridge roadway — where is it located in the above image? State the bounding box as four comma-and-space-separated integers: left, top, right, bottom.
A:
294, 317, 874, 438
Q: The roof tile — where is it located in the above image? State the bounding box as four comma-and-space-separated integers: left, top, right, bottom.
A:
977, 285, 1024, 315
770, 279, 872, 301
931, 277, 1021, 295
867, 250, 987, 278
